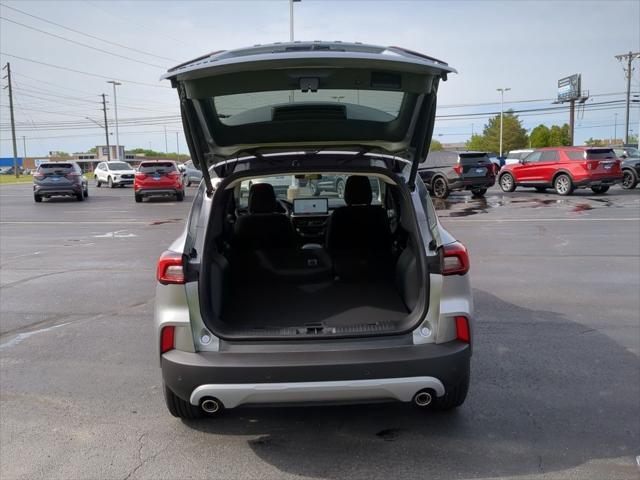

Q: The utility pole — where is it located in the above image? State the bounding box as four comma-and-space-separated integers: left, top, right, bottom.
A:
615, 51, 640, 144
164, 126, 168, 153
22, 135, 26, 159
101, 93, 111, 161
2, 63, 20, 178
107, 81, 121, 159
175, 132, 179, 156
613, 113, 618, 144
496, 87, 510, 157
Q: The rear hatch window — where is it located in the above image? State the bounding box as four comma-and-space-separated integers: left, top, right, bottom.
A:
585, 149, 616, 160
139, 163, 176, 174
38, 163, 74, 173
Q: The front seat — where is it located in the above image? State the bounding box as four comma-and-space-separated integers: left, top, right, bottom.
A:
326, 176, 391, 279
234, 183, 297, 250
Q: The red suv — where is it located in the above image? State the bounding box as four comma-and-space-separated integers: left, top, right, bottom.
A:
498, 147, 623, 195
134, 161, 184, 202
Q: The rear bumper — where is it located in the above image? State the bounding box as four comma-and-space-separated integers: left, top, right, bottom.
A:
450, 177, 496, 190
137, 188, 181, 197
573, 175, 623, 188
162, 340, 470, 407
34, 184, 82, 196
113, 178, 134, 185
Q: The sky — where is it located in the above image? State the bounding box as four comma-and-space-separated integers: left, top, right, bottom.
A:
0, 0, 639, 158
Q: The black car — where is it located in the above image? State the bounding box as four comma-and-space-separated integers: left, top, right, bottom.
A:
613, 146, 639, 189
417, 151, 496, 199
33, 162, 88, 202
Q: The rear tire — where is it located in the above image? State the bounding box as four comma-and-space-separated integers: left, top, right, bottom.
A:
76, 192, 84, 201
554, 174, 573, 196
499, 173, 516, 192
590, 185, 609, 194
163, 384, 204, 419
176, 191, 184, 201
83, 186, 89, 198
34, 194, 42, 203
95, 177, 101, 187
433, 372, 470, 411
108, 176, 114, 188
471, 187, 487, 198
135, 194, 142, 203
432, 176, 450, 199
622, 169, 638, 189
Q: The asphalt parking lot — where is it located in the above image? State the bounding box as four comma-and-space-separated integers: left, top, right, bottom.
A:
0, 182, 638, 480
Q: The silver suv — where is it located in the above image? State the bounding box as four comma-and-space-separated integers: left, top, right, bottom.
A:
156, 42, 473, 418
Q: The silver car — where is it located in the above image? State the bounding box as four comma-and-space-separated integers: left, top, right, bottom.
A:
155, 42, 473, 418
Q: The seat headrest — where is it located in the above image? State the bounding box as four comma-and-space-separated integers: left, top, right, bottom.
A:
248, 183, 278, 213
344, 176, 372, 205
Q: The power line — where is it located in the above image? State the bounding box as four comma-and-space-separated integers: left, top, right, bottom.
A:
0, 52, 170, 88
0, 2, 178, 63
0, 16, 167, 69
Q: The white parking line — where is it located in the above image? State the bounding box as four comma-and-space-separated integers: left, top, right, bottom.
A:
443, 217, 640, 222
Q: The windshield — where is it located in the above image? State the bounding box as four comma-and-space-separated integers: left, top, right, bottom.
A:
237, 174, 383, 209
108, 162, 132, 171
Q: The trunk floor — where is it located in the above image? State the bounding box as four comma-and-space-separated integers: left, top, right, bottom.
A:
224, 280, 409, 328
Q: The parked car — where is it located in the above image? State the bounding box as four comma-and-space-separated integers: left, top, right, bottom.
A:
94, 161, 136, 188
498, 147, 623, 195
417, 151, 496, 199
33, 162, 88, 202
0, 166, 15, 175
134, 161, 184, 202
156, 41, 472, 419
505, 149, 533, 166
613, 146, 640, 189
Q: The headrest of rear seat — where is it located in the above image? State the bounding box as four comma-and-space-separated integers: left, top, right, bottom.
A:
248, 183, 278, 213
344, 176, 372, 206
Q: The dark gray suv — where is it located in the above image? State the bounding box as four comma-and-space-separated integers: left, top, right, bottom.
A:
33, 162, 88, 202
155, 42, 473, 418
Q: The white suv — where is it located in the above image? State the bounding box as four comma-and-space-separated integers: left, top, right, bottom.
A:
94, 161, 136, 188
155, 42, 473, 418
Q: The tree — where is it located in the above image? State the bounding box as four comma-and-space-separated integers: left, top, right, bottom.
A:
584, 137, 605, 147
548, 124, 571, 147
430, 139, 444, 151
529, 125, 550, 148
466, 111, 528, 154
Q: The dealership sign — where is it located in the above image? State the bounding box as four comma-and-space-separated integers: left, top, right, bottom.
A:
557, 74, 581, 102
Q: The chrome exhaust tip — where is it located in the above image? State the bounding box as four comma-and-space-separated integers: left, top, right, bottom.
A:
414, 390, 433, 407
201, 398, 221, 414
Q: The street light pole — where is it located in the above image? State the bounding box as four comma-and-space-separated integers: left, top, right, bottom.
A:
496, 87, 511, 157
107, 81, 121, 159
613, 113, 618, 144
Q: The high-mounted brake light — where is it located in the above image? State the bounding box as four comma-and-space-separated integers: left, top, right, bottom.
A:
442, 241, 470, 275
156, 251, 185, 284
455, 316, 470, 343
160, 326, 175, 353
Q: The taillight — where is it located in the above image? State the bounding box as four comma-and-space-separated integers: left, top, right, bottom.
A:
455, 316, 470, 343
442, 241, 470, 275
160, 326, 175, 353
585, 161, 598, 170
453, 164, 462, 175
156, 251, 185, 284
135, 172, 147, 180
33, 172, 44, 179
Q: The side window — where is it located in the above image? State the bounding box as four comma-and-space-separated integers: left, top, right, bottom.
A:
539, 150, 559, 162
524, 152, 543, 163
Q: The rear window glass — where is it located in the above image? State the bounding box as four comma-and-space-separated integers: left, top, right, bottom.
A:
38, 163, 74, 171
213, 89, 404, 126
586, 149, 616, 160
423, 151, 459, 167
566, 151, 585, 160
139, 162, 176, 173
108, 162, 132, 170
